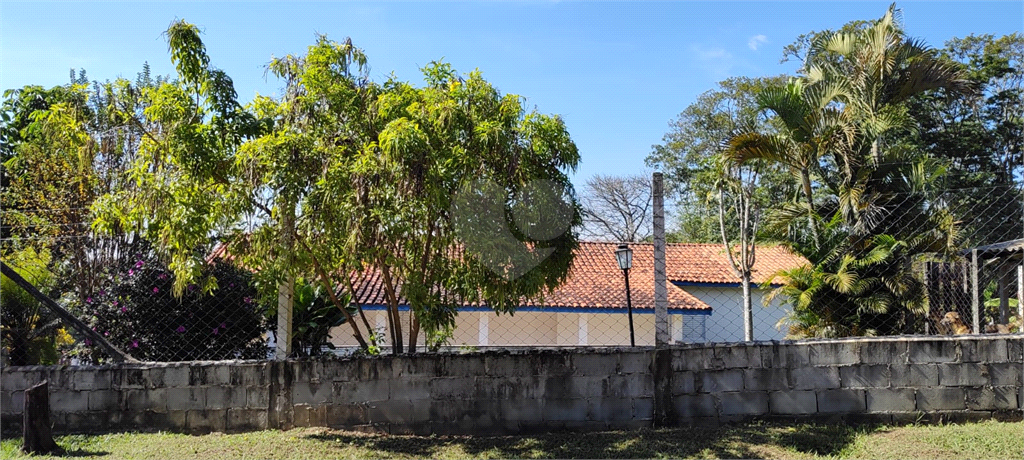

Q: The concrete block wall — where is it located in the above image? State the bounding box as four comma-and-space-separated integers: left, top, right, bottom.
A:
285, 348, 652, 434
0, 361, 272, 434
1, 336, 1021, 435
668, 336, 1023, 425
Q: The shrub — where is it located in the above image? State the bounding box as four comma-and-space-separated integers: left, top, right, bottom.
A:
74, 254, 270, 362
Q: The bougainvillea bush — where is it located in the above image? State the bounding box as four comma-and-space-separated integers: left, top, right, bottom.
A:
73, 253, 270, 362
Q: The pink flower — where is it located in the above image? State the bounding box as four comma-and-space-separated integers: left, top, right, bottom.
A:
104, 331, 109, 336
128, 269, 134, 276
152, 287, 159, 293
157, 273, 168, 280
112, 300, 119, 306
219, 322, 227, 329
175, 325, 186, 333
135, 260, 144, 269
86, 297, 93, 304
84, 339, 93, 346
243, 296, 253, 304
212, 328, 219, 335
121, 306, 127, 313
131, 340, 139, 348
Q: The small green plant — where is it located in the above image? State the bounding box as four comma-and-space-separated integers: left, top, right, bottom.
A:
271, 279, 355, 358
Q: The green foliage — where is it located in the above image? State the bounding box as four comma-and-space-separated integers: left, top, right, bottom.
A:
2, 65, 166, 318
0, 248, 68, 365
758, 6, 976, 337
899, 33, 1024, 248
654, 6, 991, 338
647, 76, 794, 243
273, 279, 353, 358
92, 21, 580, 355
73, 250, 269, 363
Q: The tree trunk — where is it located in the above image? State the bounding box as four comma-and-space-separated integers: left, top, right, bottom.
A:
800, 169, 819, 245
22, 381, 63, 456
407, 315, 420, 354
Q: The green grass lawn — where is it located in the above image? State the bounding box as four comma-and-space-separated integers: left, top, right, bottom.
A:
1, 420, 1021, 459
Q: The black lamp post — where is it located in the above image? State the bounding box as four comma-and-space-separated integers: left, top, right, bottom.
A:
615, 243, 635, 347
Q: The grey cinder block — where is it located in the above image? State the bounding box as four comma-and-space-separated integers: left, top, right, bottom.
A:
700, 370, 743, 393
719, 391, 769, 416
166, 387, 206, 411
809, 342, 860, 366
908, 341, 960, 364
672, 394, 718, 418
840, 364, 890, 388
50, 390, 89, 412
865, 388, 915, 412
890, 364, 939, 387
715, 345, 762, 369
87, 389, 120, 411
966, 386, 1018, 411
768, 390, 816, 415
743, 367, 788, 392
916, 387, 966, 411
816, 389, 865, 413
960, 339, 1008, 363
938, 363, 989, 387
790, 366, 840, 390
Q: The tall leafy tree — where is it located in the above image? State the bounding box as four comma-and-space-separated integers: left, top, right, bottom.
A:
95, 22, 581, 355
647, 76, 793, 243
901, 33, 1023, 248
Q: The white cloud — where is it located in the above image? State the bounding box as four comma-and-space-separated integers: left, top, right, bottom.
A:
690, 45, 736, 80
748, 34, 768, 51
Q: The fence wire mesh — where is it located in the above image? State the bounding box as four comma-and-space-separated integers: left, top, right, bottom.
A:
1, 183, 1022, 364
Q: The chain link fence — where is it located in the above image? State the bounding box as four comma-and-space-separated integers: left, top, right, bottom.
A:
2, 184, 1022, 364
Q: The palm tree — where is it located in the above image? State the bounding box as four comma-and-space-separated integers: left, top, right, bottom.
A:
736, 5, 973, 337
805, 4, 973, 168
724, 78, 855, 244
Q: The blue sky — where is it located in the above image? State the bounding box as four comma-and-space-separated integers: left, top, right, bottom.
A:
1, 1, 1021, 188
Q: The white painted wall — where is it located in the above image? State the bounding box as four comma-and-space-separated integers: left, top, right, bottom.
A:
680, 285, 791, 342
328, 309, 706, 349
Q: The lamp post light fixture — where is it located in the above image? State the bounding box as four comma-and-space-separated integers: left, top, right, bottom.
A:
614, 243, 635, 347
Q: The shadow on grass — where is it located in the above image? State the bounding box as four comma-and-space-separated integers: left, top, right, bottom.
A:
58, 449, 110, 458
762, 423, 876, 456
304, 422, 875, 459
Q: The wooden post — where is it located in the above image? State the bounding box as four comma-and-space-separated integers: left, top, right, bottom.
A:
22, 381, 63, 455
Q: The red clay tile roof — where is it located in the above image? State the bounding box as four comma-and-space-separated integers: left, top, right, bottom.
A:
339, 244, 712, 311
213, 241, 806, 312
659, 243, 808, 285
534, 242, 707, 311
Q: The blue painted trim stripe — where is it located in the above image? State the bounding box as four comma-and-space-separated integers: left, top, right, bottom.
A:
671, 280, 782, 288
357, 304, 711, 316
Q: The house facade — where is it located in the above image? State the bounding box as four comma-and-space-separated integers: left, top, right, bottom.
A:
327, 242, 805, 349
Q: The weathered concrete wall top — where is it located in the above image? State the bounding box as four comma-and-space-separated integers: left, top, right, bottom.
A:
1, 336, 1021, 435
